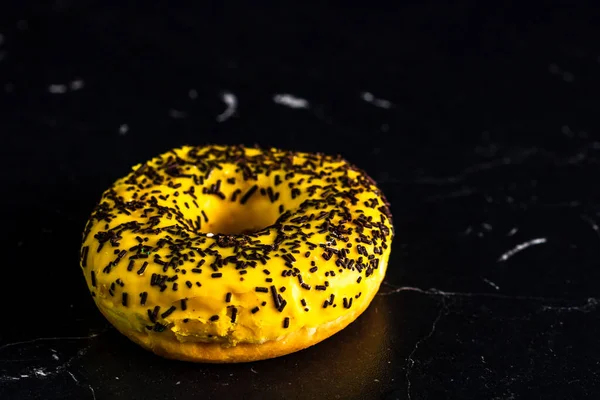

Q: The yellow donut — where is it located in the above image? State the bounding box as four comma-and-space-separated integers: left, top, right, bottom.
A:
80, 145, 393, 363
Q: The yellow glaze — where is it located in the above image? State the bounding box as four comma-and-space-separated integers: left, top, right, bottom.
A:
80, 145, 393, 359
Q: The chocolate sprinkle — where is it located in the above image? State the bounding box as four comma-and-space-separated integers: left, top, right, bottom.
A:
149, 306, 160, 322
161, 306, 176, 318
81, 246, 89, 267
277, 299, 287, 312
137, 261, 148, 275
270, 285, 281, 309
240, 185, 258, 204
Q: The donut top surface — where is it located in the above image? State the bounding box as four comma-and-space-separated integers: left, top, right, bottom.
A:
81, 145, 393, 346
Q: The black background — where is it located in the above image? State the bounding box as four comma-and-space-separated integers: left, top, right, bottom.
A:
1, 2, 600, 399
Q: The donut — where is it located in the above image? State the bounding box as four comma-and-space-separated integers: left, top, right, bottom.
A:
80, 145, 393, 363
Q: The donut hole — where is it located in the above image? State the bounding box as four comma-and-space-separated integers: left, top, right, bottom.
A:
196, 196, 283, 235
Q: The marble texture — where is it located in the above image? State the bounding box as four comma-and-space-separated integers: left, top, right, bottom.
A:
1, 3, 599, 399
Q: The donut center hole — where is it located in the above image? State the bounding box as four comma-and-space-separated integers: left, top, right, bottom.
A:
199, 202, 282, 235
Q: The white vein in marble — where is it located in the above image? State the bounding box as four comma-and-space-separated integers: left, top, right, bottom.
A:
361, 92, 392, 109
216, 92, 237, 122
273, 94, 309, 109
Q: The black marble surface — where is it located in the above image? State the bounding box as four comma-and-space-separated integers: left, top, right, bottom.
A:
1, 2, 600, 399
